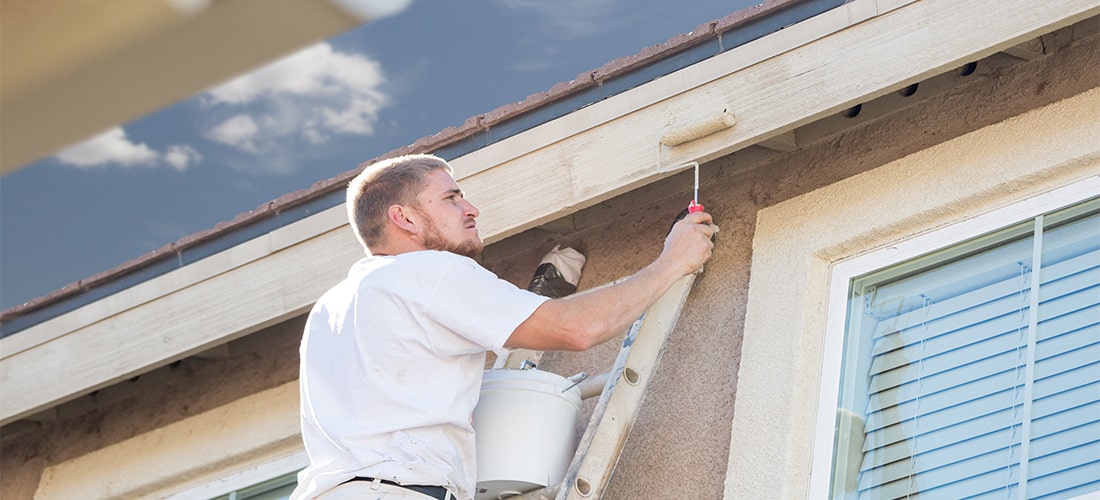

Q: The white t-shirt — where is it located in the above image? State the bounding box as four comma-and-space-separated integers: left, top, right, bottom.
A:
292, 251, 550, 500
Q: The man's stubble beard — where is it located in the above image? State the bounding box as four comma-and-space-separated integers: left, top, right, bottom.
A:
418, 210, 483, 259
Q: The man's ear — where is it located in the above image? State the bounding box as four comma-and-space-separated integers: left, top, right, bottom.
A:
387, 204, 419, 235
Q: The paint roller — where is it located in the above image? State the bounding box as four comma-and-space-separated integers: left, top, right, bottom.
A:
660, 107, 737, 149
657, 107, 737, 214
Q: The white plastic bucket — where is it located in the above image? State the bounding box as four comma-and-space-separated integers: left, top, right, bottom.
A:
473, 369, 581, 500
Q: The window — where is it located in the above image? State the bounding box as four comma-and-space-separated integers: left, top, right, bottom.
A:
823, 196, 1099, 499
165, 451, 306, 500
208, 471, 298, 500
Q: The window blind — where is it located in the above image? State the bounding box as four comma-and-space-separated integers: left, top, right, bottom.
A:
833, 202, 1099, 500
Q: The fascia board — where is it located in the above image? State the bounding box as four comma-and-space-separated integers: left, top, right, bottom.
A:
3, 0, 1097, 425
0, 207, 353, 425
457, 0, 1098, 244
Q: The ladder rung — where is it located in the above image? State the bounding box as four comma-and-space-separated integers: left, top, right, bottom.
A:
513, 273, 698, 500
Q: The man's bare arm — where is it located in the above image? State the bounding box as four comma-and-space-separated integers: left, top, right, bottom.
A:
505, 211, 717, 351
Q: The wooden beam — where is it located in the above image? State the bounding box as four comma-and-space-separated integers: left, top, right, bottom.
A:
1000, 19, 1099, 61
0, 205, 348, 360
535, 215, 578, 235
0, 223, 361, 425
1002, 37, 1047, 60
22, 407, 58, 423
455, 0, 1100, 244
191, 343, 231, 360
3, 0, 1097, 425
758, 131, 799, 153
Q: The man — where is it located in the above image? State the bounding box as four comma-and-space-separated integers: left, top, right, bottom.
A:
293, 154, 716, 499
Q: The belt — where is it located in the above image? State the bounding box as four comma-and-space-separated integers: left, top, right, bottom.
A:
343, 477, 449, 500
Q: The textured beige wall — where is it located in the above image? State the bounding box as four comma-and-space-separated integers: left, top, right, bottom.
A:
0, 315, 305, 500
725, 80, 1100, 498
494, 32, 1098, 499
2, 24, 1096, 500
35, 383, 301, 499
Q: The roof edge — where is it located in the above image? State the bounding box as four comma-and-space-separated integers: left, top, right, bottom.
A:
0, 0, 809, 325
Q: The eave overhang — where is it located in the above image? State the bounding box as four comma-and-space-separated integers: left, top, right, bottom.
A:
2, 0, 1097, 425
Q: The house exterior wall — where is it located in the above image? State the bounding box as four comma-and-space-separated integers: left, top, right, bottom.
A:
723, 46, 1100, 498
2, 17, 1096, 500
7, 0, 1095, 430
1, 316, 306, 499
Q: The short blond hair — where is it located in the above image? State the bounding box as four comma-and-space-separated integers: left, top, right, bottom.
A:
346, 154, 453, 250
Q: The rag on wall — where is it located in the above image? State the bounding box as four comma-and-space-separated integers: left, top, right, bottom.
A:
527, 245, 586, 298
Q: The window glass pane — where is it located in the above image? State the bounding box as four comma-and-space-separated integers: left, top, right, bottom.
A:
1028, 209, 1100, 499
238, 480, 296, 500
209, 470, 299, 500
838, 237, 1032, 499
830, 197, 1100, 500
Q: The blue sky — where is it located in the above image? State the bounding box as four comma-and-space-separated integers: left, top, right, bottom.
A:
0, 0, 750, 310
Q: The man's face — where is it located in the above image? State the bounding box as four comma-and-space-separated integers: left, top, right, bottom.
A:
413, 169, 483, 258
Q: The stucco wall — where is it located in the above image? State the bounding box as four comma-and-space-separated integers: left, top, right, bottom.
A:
0, 316, 305, 499
483, 31, 1097, 499
2, 23, 1096, 500
725, 48, 1100, 499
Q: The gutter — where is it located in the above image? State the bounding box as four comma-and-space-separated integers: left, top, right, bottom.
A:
0, 0, 837, 337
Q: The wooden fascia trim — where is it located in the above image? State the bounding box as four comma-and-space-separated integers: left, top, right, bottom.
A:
3, 0, 1096, 425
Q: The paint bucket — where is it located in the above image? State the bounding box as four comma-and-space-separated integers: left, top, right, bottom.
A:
473, 369, 581, 499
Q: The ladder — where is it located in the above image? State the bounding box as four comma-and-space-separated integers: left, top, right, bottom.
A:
511, 272, 699, 500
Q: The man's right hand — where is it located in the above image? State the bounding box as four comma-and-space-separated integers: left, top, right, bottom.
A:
506, 210, 718, 352
659, 211, 718, 277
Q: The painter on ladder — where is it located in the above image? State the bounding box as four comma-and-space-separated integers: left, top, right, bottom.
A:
291, 153, 717, 500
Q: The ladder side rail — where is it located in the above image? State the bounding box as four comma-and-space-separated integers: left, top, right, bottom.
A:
513, 315, 645, 500
559, 273, 698, 499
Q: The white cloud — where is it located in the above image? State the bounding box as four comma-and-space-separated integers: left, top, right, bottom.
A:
207, 114, 260, 153
199, 43, 389, 163
495, 0, 620, 38
327, 0, 414, 20
55, 128, 158, 167
55, 127, 200, 171
164, 145, 203, 171
321, 97, 382, 134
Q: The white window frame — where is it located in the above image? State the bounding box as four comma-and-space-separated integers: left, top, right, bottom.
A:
808, 177, 1100, 498
166, 450, 307, 500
